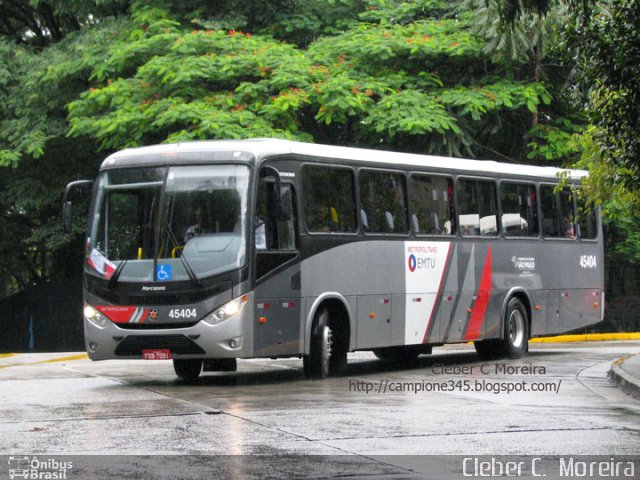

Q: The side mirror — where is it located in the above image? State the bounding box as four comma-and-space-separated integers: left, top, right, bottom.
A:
62, 179, 93, 234
63, 201, 73, 234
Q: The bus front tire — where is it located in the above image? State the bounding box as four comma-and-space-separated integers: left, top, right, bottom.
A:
173, 358, 203, 381
303, 308, 332, 379
474, 297, 529, 360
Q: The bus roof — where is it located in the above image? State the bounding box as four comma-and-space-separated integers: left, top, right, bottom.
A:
102, 138, 587, 181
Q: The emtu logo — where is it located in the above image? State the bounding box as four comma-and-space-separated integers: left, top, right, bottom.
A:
408, 254, 417, 272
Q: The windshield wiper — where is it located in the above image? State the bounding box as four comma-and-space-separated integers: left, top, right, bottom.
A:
108, 259, 128, 289
164, 223, 201, 288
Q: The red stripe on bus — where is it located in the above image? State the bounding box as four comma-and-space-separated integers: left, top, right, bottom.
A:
96, 306, 137, 323
465, 246, 492, 340
422, 242, 453, 343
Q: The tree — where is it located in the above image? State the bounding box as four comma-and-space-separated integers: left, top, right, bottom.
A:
0, 18, 125, 295
67, 1, 551, 160
0, 0, 129, 46
569, 0, 640, 216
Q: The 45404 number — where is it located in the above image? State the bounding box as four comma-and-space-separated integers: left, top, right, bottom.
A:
168, 308, 197, 319
579, 255, 597, 269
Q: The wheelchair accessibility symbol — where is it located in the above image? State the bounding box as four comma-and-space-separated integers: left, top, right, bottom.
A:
156, 264, 172, 281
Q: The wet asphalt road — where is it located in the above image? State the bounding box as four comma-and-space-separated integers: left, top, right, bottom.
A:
1, 341, 639, 477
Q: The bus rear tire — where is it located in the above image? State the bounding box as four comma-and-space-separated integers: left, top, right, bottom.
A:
303, 308, 332, 379
173, 359, 202, 381
501, 297, 529, 358
474, 297, 529, 360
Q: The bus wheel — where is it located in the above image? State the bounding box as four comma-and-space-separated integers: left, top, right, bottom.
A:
474, 298, 529, 360
303, 308, 332, 379
173, 359, 203, 381
501, 297, 529, 358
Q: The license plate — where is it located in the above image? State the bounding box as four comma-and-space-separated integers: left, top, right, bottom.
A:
142, 349, 171, 360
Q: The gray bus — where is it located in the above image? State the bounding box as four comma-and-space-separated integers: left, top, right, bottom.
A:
64, 139, 604, 380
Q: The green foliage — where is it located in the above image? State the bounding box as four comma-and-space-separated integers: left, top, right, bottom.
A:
439, 81, 550, 120
359, 0, 452, 24
527, 117, 582, 162
572, 126, 640, 217
464, 0, 568, 64
491, 0, 556, 24
0, 18, 124, 294
68, 20, 316, 149
570, 0, 640, 205
0, 0, 130, 46
0, 19, 126, 167
65, 3, 550, 159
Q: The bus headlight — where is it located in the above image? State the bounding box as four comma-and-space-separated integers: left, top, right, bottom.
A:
204, 295, 248, 326
84, 304, 109, 328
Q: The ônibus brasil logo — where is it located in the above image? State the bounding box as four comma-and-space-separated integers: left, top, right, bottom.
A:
408, 254, 417, 272
8, 456, 73, 479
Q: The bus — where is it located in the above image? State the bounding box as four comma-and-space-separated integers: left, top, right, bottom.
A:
63, 139, 604, 380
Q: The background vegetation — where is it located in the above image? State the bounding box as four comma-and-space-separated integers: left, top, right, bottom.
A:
0, 0, 637, 349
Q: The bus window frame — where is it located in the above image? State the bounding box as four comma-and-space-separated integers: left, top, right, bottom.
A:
455, 176, 500, 239
300, 162, 359, 237
497, 179, 541, 240
574, 187, 599, 242
408, 171, 456, 238
538, 182, 580, 241
357, 167, 410, 237
253, 175, 300, 283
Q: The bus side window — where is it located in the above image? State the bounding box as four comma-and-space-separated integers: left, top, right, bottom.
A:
458, 179, 498, 236
559, 187, 576, 239
576, 192, 598, 240
540, 185, 561, 238
500, 182, 539, 237
359, 170, 408, 234
256, 178, 297, 251
409, 174, 454, 235
302, 165, 356, 233
540, 185, 575, 239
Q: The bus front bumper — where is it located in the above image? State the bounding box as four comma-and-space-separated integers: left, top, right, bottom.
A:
84, 307, 253, 361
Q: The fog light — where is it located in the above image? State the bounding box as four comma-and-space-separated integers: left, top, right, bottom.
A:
229, 339, 237, 348
89, 343, 98, 352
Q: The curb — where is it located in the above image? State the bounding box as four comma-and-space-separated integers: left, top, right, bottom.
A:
608, 354, 640, 401
531, 332, 640, 343
0, 353, 88, 370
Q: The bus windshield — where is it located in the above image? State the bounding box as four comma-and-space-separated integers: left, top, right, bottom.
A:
87, 164, 250, 283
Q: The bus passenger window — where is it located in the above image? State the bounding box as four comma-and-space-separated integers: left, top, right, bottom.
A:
540, 184, 576, 239
409, 174, 454, 235
256, 177, 297, 251
458, 179, 498, 236
576, 193, 598, 240
359, 170, 408, 234
302, 165, 356, 233
559, 188, 576, 239
500, 183, 539, 237
540, 185, 560, 237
